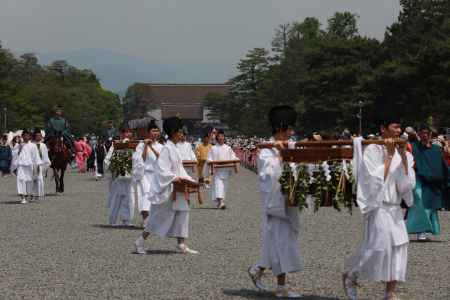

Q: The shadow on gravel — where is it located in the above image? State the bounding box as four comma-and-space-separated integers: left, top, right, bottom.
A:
222, 289, 339, 299
45, 193, 63, 197
410, 239, 446, 243
192, 207, 219, 210
0, 200, 23, 205
85, 177, 103, 182
92, 224, 143, 230
145, 249, 179, 255
131, 250, 179, 255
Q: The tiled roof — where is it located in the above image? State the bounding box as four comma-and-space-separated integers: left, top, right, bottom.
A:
136, 83, 230, 120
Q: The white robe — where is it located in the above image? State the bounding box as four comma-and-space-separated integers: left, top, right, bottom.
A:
345, 144, 415, 282
145, 140, 194, 239
177, 141, 197, 177
11, 143, 20, 158
177, 141, 197, 161
132, 141, 163, 212
207, 143, 238, 201
32, 142, 51, 197
256, 147, 303, 276
104, 144, 134, 225
11, 142, 42, 196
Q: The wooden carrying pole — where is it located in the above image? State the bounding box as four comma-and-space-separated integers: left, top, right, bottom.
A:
207, 160, 240, 175
113, 140, 140, 150
256, 139, 406, 163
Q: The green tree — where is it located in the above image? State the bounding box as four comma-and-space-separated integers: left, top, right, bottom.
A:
0, 43, 123, 135
327, 12, 359, 39
373, 0, 450, 127
122, 83, 157, 121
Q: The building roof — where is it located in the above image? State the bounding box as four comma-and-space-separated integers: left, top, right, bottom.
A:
161, 104, 203, 119
136, 83, 230, 120
127, 116, 156, 129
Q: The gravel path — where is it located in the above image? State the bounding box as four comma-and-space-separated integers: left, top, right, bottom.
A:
0, 169, 448, 299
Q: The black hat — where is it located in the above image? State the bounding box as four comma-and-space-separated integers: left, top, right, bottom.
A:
268, 105, 297, 133
202, 127, 211, 138
147, 120, 159, 131
373, 100, 402, 128
33, 128, 42, 136
163, 117, 183, 137
217, 129, 225, 135
376, 113, 402, 128
417, 124, 431, 132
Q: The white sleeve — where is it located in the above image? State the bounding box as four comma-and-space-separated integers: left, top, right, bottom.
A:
257, 150, 287, 219
257, 149, 277, 182
33, 145, 43, 167
132, 143, 145, 181
229, 146, 238, 160
104, 146, 114, 169
396, 152, 416, 207
149, 147, 177, 204
207, 147, 213, 162
356, 145, 386, 214
40, 144, 51, 169
188, 144, 197, 161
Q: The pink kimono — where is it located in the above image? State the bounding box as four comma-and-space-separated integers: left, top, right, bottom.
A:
74, 140, 88, 173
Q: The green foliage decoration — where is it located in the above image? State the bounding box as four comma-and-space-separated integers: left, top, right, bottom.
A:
109, 149, 133, 178
279, 160, 354, 213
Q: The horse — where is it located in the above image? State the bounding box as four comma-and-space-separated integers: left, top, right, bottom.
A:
46, 135, 71, 194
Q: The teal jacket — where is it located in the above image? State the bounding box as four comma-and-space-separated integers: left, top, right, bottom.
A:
412, 141, 448, 209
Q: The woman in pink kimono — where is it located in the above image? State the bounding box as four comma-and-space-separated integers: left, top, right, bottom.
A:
74, 138, 87, 173
82, 137, 92, 167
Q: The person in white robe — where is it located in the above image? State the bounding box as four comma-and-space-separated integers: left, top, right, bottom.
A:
343, 119, 416, 300
248, 106, 303, 299
206, 130, 238, 209
32, 129, 51, 200
11, 136, 21, 158
11, 130, 42, 204
134, 117, 199, 255
132, 121, 163, 225
104, 133, 135, 227
176, 131, 197, 178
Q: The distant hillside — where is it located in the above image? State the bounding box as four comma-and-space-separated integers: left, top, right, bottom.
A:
36, 49, 234, 95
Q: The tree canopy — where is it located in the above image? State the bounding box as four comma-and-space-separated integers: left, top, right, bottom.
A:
0, 44, 122, 136
204, 2, 450, 136
122, 83, 158, 121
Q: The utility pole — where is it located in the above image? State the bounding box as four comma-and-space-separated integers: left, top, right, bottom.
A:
357, 100, 363, 136
3, 107, 6, 133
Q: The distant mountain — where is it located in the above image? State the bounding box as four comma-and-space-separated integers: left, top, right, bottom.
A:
36, 48, 234, 95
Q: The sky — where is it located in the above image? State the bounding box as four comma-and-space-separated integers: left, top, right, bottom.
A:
0, 0, 401, 88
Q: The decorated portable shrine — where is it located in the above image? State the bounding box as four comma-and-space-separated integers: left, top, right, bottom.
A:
256, 139, 406, 213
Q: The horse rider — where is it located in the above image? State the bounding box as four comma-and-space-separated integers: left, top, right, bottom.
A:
45, 105, 76, 156
103, 120, 120, 141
